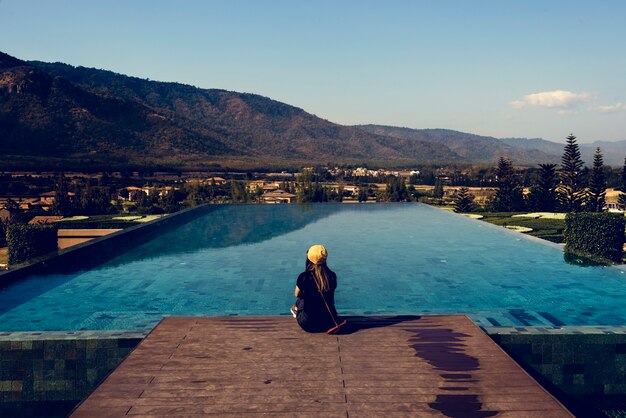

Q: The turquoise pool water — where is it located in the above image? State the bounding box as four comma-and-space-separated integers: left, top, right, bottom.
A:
1, 204, 626, 331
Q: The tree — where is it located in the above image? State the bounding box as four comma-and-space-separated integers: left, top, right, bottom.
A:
79, 183, 115, 215
526, 163, 557, 211
51, 173, 74, 216
296, 171, 313, 203
357, 186, 368, 202
557, 134, 585, 211
136, 191, 161, 214
586, 147, 606, 212
184, 183, 206, 206
491, 157, 525, 212
432, 178, 444, 199
384, 176, 409, 202
617, 157, 626, 210
618, 194, 626, 211
622, 156, 626, 192
294, 171, 340, 203
453, 187, 476, 213
229, 181, 249, 203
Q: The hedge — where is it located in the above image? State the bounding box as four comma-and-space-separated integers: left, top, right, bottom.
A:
0, 221, 6, 247
7, 223, 58, 265
564, 212, 624, 262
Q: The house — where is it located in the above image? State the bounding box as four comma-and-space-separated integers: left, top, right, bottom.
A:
207, 177, 226, 185
263, 183, 280, 192
117, 186, 143, 202
248, 181, 281, 193
0, 208, 14, 223
32, 191, 76, 211
39, 191, 76, 205
262, 190, 296, 204
247, 181, 265, 192
185, 176, 227, 185
607, 202, 623, 212
342, 185, 359, 196
156, 186, 178, 197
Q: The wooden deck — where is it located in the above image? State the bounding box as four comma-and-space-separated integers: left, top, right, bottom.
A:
70, 315, 573, 417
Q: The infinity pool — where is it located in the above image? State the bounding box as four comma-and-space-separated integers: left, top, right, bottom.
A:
1, 204, 626, 331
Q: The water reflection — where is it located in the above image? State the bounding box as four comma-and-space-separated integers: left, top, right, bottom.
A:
563, 251, 610, 268
106, 204, 344, 266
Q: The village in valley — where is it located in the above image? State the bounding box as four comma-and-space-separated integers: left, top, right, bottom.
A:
2, 156, 625, 269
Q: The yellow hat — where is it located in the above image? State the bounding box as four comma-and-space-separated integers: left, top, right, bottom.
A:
307, 244, 328, 264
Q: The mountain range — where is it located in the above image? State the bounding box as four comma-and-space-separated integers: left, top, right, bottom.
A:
1, 51, 624, 170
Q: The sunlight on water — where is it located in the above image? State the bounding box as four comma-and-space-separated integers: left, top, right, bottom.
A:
1, 204, 626, 331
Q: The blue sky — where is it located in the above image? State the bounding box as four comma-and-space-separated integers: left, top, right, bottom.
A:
1, 0, 625, 143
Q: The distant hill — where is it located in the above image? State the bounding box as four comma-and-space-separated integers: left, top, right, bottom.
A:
499, 137, 564, 156
501, 137, 626, 167
2, 50, 623, 169
0, 51, 461, 170
357, 125, 560, 165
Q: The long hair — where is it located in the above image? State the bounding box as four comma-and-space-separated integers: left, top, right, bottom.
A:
306, 258, 334, 293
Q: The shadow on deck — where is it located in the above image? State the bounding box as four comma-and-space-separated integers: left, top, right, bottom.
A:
70, 315, 573, 417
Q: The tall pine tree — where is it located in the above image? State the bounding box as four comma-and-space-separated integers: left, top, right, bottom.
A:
454, 187, 476, 213
586, 147, 606, 212
432, 178, 444, 199
52, 173, 74, 216
618, 156, 626, 210
557, 134, 585, 212
491, 157, 525, 211
527, 163, 557, 211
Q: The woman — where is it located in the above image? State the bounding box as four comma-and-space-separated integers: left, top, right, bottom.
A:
292, 244, 346, 333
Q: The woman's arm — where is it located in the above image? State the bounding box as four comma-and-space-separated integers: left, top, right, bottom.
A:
294, 285, 301, 297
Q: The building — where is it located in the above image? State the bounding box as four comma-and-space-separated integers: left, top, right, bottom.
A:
31, 191, 77, 211
184, 176, 227, 185
261, 190, 296, 204
117, 186, 143, 202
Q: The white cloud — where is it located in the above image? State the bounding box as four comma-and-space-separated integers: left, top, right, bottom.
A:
590, 102, 626, 113
510, 90, 593, 109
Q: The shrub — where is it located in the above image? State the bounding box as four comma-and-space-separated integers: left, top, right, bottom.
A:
453, 187, 476, 213
0, 220, 6, 247
6, 223, 58, 265
564, 212, 624, 262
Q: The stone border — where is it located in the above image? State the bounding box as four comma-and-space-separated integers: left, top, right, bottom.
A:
486, 326, 626, 400
0, 331, 145, 404
0, 330, 148, 341
0, 204, 211, 284
485, 326, 626, 335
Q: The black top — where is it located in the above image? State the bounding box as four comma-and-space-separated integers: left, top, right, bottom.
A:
295, 271, 340, 332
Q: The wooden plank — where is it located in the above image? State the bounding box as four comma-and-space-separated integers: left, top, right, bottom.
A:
70, 316, 573, 417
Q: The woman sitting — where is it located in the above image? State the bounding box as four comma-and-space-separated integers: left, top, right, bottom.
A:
292, 245, 346, 333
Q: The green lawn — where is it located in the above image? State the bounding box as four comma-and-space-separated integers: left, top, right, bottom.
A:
477, 212, 566, 243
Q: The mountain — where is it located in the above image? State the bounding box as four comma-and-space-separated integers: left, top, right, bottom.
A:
0, 51, 461, 170
499, 137, 563, 156
3, 51, 621, 170
357, 125, 560, 165
0, 52, 232, 169
502, 137, 626, 167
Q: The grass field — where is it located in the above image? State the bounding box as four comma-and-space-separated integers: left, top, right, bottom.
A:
478, 212, 566, 243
